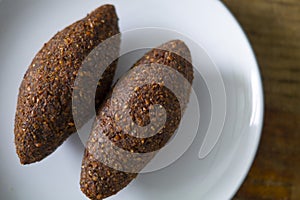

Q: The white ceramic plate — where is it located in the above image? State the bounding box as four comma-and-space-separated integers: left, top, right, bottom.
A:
0, 0, 264, 199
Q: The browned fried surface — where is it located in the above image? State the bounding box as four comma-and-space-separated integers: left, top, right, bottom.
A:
80, 40, 194, 200
14, 5, 120, 164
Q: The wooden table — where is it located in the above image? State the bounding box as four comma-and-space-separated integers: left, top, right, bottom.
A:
222, 0, 300, 199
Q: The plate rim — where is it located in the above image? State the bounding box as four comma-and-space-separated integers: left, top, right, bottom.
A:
218, 1, 264, 199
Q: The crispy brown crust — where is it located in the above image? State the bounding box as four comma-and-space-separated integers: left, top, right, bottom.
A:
80, 40, 194, 200
14, 5, 120, 164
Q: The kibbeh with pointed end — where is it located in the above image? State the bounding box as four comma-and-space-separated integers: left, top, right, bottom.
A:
14, 5, 120, 165
80, 40, 194, 200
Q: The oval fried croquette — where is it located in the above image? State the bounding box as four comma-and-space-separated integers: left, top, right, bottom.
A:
80, 40, 194, 200
14, 5, 120, 164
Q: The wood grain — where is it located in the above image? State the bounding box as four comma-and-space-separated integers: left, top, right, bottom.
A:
222, 0, 300, 199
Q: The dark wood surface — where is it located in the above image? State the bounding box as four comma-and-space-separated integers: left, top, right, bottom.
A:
222, 0, 300, 199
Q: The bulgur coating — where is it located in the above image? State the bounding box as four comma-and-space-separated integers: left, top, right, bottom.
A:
14, 5, 120, 164
80, 40, 194, 200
